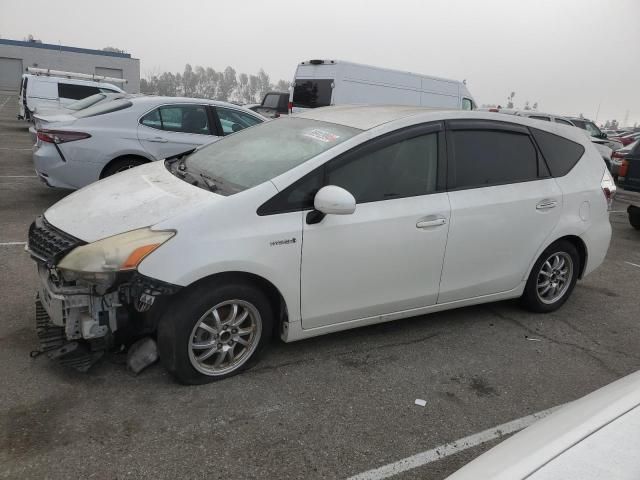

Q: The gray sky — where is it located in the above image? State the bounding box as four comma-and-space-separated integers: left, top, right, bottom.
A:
2, 0, 639, 125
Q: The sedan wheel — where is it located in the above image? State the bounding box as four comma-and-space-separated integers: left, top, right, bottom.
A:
521, 240, 580, 313
536, 252, 573, 304
157, 280, 273, 384
188, 300, 262, 376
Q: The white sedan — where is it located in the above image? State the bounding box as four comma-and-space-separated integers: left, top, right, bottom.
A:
32, 96, 266, 189
446, 370, 640, 479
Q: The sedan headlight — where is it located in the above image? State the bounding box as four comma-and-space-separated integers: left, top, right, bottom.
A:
57, 228, 175, 284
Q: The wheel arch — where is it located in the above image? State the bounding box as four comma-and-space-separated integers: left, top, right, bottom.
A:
560, 235, 588, 278
185, 271, 289, 339
100, 154, 153, 179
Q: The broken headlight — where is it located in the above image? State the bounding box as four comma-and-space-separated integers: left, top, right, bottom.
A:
57, 228, 175, 285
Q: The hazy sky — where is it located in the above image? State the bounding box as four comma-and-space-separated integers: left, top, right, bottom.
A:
2, 0, 638, 125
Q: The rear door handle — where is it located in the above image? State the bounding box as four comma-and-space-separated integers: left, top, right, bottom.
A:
147, 136, 168, 143
536, 199, 558, 210
416, 217, 447, 229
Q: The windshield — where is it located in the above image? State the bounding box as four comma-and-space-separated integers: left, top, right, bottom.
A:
67, 94, 106, 111
181, 117, 360, 195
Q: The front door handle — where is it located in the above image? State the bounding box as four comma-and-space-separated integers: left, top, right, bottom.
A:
536, 199, 558, 210
147, 136, 168, 143
416, 217, 447, 229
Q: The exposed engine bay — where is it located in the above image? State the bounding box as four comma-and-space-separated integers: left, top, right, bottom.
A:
28, 215, 179, 371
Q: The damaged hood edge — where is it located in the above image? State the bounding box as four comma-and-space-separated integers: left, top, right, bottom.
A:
44, 161, 217, 243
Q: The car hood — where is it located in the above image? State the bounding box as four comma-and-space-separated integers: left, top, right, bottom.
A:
45, 161, 216, 243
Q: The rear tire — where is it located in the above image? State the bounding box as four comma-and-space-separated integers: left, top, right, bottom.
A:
157, 280, 273, 385
520, 240, 580, 313
102, 157, 146, 178
629, 205, 640, 230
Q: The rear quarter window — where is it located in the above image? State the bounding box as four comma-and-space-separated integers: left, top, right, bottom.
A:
531, 128, 585, 177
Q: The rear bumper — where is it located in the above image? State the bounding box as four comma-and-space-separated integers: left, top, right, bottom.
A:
33, 143, 99, 190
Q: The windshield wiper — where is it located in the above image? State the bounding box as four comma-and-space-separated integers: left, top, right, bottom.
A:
199, 173, 219, 192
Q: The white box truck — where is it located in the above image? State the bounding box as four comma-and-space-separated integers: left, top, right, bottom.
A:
289, 59, 476, 113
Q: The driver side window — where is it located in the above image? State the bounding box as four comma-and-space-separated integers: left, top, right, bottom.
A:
257, 129, 440, 215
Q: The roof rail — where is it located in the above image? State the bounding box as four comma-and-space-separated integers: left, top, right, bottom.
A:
26, 67, 128, 84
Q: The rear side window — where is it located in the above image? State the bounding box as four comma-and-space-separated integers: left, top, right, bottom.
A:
529, 115, 550, 121
215, 107, 262, 135
531, 128, 585, 177
555, 118, 573, 126
450, 130, 539, 188
73, 99, 132, 118
58, 83, 101, 100
293, 79, 333, 108
462, 98, 473, 110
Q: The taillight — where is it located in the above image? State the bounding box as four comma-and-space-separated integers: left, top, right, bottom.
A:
288, 101, 293, 114
618, 159, 629, 178
37, 129, 91, 144
612, 151, 624, 159
489, 108, 500, 112
601, 169, 616, 209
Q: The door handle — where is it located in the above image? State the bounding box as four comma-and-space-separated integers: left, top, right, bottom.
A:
536, 199, 558, 210
147, 136, 168, 143
416, 217, 447, 229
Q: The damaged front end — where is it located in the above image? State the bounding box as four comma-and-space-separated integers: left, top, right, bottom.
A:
28, 215, 179, 372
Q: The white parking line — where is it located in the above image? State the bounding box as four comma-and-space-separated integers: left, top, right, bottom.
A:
346, 404, 563, 480
0, 97, 10, 111
0, 175, 37, 178
625, 261, 640, 269
0, 242, 27, 246
0, 147, 32, 151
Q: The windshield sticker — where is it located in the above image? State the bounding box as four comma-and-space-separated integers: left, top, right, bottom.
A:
303, 129, 340, 143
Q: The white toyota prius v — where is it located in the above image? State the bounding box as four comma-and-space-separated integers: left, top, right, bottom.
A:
27, 106, 613, 384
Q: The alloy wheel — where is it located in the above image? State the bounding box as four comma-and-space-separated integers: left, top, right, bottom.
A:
536, 252, 573, 305
188, 300, 262, 376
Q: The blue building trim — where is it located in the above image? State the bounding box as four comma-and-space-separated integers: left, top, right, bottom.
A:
0, 39, 132, 58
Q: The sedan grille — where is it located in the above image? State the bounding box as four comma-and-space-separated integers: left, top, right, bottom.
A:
28, 215, 85, 263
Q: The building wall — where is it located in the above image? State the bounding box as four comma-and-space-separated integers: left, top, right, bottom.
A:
0, 42, 140, 93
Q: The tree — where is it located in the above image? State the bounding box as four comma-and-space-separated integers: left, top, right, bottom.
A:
217, 66, 238, 101
248, 75, 260, 103
506, 91, 515, 109
182, 64, 198, 97
524, 101, 531, 111
275, 80, 290, 92
604, 120, 611, 129
103, 46, 127, 54
532, 102, 538, 110
257, 69, 271, 99
137, 64, 287, 102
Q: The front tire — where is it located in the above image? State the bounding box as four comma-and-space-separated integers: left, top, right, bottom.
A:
520, 240, 580, 313
157, 280, 273, 384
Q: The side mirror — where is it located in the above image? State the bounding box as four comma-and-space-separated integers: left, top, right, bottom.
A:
314, 185, 356, 215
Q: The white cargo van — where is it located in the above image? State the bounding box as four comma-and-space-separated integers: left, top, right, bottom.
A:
18, 71, 124, 120
289, 59, 475, 113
